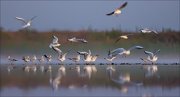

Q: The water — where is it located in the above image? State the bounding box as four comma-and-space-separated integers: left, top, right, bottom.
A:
0, 64, 179, 97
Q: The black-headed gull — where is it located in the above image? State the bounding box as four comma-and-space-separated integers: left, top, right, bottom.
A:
15, 16, 37, 29
108, 45, 143, 57
8, 56, 18, 64
68, 37, 88, 43
115, 34, 133, 43
106, 2, 128, 16
140, 28, 158, 34
141, 49, 160, 64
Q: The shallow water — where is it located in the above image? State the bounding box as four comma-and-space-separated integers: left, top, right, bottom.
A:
0, 64, 179, 97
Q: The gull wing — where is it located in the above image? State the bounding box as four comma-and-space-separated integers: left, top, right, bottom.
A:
153, 49, 160, 55
106, 11, 115, 16
128, 46, 143, 51
52, 46, 62, 54
152, 30, 158, 34
115, 38, 121, 43
144, 51, 154, 57
110, 48, 125, 57
52, 35, 59, 44
118, 2, 128, 10
30, 16, 37, 21
15, 17, 26, 24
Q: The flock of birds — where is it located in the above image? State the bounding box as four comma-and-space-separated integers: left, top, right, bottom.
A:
7, 2, 162, 75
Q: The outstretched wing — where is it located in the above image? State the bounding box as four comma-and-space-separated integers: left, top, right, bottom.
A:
110, 48, 125, 57
52, 46, 62, 54
153, 49, 160, 55
15, 17, 26, 24
52, 35, 58, 44
106, 11, 115, 16
128, 46, 143, 51
118, 2, 128, 10
30, 16, 37, 21
115, 38, 121, 43
144, 51, 154, 57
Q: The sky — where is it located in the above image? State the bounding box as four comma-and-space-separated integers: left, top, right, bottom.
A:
0, 0, 179, 32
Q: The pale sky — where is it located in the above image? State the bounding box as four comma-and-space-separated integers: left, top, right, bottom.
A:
0, 0, 179, 32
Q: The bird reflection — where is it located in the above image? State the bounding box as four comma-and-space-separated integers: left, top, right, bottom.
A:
49, 70, 62, 90
106, 65, 116, 79
143, 65, 159, 78
58, 65, 66, 76
112, 73, 131, 84
82, 65, 97, 79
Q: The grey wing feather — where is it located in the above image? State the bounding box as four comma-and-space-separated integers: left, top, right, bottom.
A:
53, 35, 58, 43
15, 17, 26, 24
118, 2, 128, 10
106, 11, 115, 16
128, 46, 143, 51
144, 51, 154, 57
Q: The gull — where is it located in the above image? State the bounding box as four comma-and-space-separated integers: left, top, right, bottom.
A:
68, 37, 88, 43
15, 16, 37, 29
30, 55, 37, 64
140, 28, 158, 34
58, 52, 67, 62
37, 56, 45, 64
141, 49, 160, 64
22, 56, 30, 63
91, 55, 99, 62
68, 55, 80, 63
115, 34, 133, 43
108, 45, 143, 57
106, 2, 128, 16
58, 50, 71, 62
49, 35, 61, 48
44, 55, 52, 63
78, 50, 92, 63
8, 56, 18, 65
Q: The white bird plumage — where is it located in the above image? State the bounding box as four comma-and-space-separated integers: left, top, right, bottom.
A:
15, 16, 37, 29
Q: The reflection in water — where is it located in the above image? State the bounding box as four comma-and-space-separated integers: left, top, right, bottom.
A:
1, 64, 179, 96
82, 65, 97, 79
143, 65, 159, 78
112, 73, 131, 84
49, 70, 62, 90
106, 65, 116, 79
58, 65, 66, 76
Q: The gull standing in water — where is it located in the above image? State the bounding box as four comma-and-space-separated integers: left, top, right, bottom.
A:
115, 34, 133, 43
68, 37, 88, 43
8, 56, 18, 65
58, 49, 71, 63
15, 16, 37, 29
106, 2, 128, 16
44, 55, 52, 63
141, 49, 160, 64
140, 28, 158, 34
108, 45, 143, 57
22, 56, 30, 64
31, 55, 37, 64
